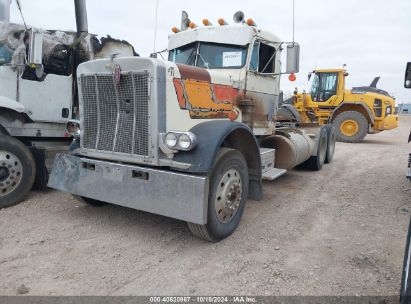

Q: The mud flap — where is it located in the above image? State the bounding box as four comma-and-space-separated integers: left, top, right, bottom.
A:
29, 147, 49, 190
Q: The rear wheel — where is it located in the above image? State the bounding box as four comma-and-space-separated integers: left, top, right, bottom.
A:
325, 124, 336, 164
305, 126, 328, 171
0, 135, 36, 208
188, 148, 249, 242
334, 111, 368, 143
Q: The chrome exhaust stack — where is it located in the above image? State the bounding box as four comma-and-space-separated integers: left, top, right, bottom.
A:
0, 0, 12, 23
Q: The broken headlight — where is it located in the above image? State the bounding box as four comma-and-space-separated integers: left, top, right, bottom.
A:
66, 120, 80, 138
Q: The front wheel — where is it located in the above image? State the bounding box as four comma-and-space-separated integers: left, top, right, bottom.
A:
188, 148, 249, 242
0, 135, 36, 208
334, 111, 368, 143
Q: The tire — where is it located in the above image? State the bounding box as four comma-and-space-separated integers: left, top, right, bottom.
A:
325, 124, 336, 164
73, 195, 107, 207
333, 111, 368, 143
305, 126, 328, 171
0, 135, 36, 208
187, 148, 249, 242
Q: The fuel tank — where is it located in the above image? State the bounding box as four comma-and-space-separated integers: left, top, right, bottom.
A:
262, 129, 315, 170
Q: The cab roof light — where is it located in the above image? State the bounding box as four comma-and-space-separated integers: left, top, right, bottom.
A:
189, 22, 197, 29
172, 26, 180, 33
203, 19, 212, 26
246, 18, 256, 26
218, 18, 228, 26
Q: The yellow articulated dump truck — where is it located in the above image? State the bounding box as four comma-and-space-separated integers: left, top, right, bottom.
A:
287, 69, 399, 143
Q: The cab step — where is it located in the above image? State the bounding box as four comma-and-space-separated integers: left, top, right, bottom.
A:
260, 148, 287, 181
262, 168, 287, 181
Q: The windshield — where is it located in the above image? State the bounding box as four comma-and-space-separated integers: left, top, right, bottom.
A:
310, 72, 338, 102
0, 43, 13, 65
169, 42, 197, 66
169, 42, 247, 69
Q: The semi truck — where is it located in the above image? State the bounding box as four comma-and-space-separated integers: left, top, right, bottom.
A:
287, 69, 399, 143
48, 11, 336, 242
0, 0, 137, 208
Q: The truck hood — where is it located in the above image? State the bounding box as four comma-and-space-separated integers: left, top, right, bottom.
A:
0, 96, 25, 112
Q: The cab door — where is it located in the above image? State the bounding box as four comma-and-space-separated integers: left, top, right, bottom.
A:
245, 40, 279, 130
310, 72, 340, 106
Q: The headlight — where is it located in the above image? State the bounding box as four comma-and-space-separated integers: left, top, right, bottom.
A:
165, 132, 178, 148
178, 133, 194, 150
66, 120, 80, 137
163, 132, 197, 152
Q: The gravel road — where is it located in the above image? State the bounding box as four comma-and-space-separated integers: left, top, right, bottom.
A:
0, 116, 410, 296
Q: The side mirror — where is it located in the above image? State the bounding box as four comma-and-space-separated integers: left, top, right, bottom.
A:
405, 62, 411, 89
308, 72, 312, 81
286, 43, 300, 74
28, 30, 43, 65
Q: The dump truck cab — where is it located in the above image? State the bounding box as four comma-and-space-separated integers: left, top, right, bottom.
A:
292, 69, 398, 142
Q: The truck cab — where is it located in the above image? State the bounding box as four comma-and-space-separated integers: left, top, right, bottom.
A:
49, 12, 334, 242
292, 69, 399, 142
165, 23, 297, 135
0, 0, 138, 209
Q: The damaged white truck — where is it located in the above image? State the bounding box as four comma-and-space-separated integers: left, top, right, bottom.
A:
0, 0, 137, 207
49, 12, 336, 242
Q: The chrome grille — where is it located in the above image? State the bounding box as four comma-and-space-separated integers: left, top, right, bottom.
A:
80, 71, 150, 157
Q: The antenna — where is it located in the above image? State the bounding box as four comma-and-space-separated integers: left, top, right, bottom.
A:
153, 0, 159, 53
16, 0, 27, 30
292, 0, 295, 43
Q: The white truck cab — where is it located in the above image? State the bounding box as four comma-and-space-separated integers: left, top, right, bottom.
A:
48, 12, 335, 242
0, 0, 137, 208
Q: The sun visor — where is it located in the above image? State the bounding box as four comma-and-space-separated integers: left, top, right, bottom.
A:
168, 26, 255, 50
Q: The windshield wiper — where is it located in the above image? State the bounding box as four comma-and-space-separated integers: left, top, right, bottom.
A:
198, 53, 209, 69
185, 47, 197, 65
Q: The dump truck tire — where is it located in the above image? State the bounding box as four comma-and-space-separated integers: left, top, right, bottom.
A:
306, 126, 328, 171
325, 125, 336, 164
74, 195, 108, 207
188, 148, 249, 242
0, 135, 36, 208
334, 111, 368, 143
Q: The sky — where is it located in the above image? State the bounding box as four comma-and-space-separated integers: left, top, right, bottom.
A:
8, 0, 411, 103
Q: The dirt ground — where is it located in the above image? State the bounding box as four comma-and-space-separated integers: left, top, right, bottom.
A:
0, 116, 410, 296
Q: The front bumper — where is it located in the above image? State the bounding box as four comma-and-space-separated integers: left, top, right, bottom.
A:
48, 154, 209, 224
381, 114, 399, 130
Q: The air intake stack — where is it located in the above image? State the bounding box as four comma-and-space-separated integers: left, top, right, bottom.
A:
74, 0, 88, 33
0, 0, 12, 23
